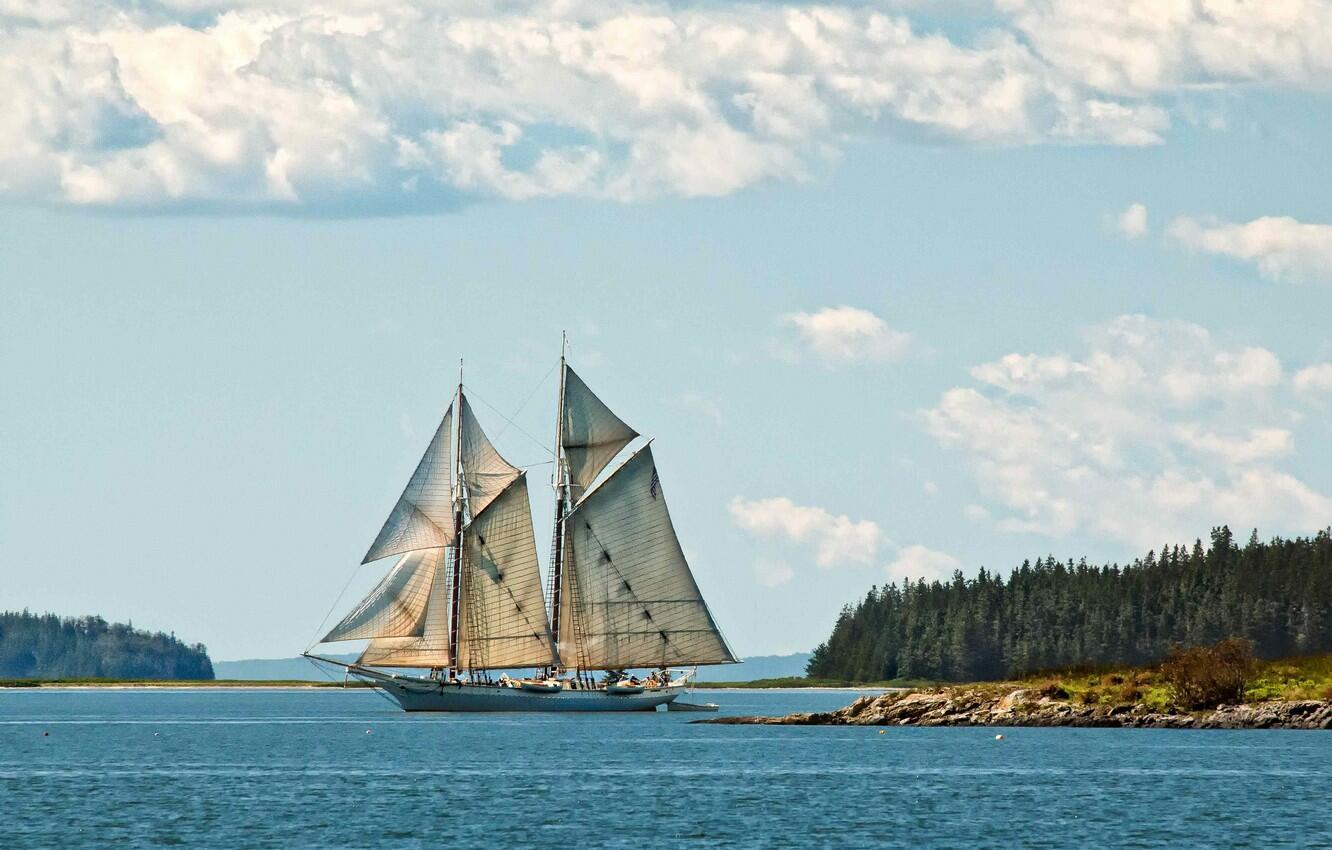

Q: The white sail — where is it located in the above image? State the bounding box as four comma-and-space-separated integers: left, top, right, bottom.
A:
561, 367, 638, 499
559, 445, 736, 669
322, 548, 441, 643
362, 406, 456, 564
458, 396, 520, 517
356, 547, 453, 667
456, 475, 560, 669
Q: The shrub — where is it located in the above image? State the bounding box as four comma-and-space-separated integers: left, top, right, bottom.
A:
1077, 687, 1101, 705
1037, 680, 1069, 700
1159, 638, 1256, 710
1117, 683, 1143, 703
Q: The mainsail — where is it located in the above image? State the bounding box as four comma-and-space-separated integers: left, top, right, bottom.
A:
362, 406, 456, 564
560, 366, 638, 499
457, 475, 559, 669
557, 445, 736, 669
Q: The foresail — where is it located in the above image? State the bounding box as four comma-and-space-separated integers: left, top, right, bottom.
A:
561, 367, 638, 499
322, 548, 441, 643
356, 547, 453, 667
561, 445, 736, 669
458, 475, 559, 669
362, 406, 456, 564
458, 395, 520, 517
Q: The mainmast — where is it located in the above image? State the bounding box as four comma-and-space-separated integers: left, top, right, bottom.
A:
448, 362, 465, 674
547, 333, 569, 673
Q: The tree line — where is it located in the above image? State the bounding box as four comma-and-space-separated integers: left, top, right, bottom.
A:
0, 611, 214, 680
806, 527, 1332, 683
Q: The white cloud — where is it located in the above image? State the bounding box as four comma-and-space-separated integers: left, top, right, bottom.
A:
1294, 363, 1332, 397
782, 306, 911, 365
0, 0, 1183, 212
885, 544, 960, 583
1169, 215, 1332, 283
752, 558, 795, 588
1006, 0, 1332, 95
922, 480, 939, 496
924, 314, 1332, 549
729, 496, 882, 567
1112, 202, 1148, 239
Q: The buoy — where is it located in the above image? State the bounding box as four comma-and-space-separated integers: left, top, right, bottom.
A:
43, 731, 49, 737
366, 729, 372, 734
878, 730, 886, 735
995, 734, 1005, 741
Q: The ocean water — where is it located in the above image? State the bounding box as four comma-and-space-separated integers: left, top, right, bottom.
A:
2, 688, 1330, 849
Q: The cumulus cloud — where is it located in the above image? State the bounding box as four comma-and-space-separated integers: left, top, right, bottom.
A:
1169, 215, 1332, 283
729, 496, 882, 567
885, 544, 961, 583
1112, 202, 1148, 239
782, 306, 911, 365
923, 314, 1332, 549
0, 0, 1187, 212
1294, 364, 1332, 397
1005, 0, 1332, 95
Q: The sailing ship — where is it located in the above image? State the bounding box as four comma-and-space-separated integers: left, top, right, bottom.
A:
304, 344, 737, 711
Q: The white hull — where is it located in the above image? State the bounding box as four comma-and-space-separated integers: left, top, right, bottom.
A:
350, 666, 685, 712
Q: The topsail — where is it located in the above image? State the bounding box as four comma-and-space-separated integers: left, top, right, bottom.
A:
560, 366, 638, 499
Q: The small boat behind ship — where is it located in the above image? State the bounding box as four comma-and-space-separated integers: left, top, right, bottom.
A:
304, 340, 737, 711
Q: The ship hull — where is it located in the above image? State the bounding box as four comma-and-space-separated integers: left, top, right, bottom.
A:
349, 666, 685, 712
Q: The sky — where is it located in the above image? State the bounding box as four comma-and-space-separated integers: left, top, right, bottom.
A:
2, 0, 1332, 662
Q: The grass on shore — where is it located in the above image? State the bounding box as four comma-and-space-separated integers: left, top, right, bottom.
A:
1014, 652, 1332, 711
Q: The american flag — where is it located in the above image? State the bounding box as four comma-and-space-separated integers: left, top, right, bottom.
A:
648, 466, 660, 499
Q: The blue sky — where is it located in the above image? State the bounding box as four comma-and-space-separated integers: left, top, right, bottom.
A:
3, 1, 1332, 661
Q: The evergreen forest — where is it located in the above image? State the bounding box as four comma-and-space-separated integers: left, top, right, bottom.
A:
0, 611, 214, 679
806, 527, 1332, 683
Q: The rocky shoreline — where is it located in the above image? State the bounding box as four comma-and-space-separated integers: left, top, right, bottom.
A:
703, 688, 1332, 729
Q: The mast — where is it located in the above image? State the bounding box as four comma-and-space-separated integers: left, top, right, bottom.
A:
448, 362, 465, 674
548, 333, 569, 673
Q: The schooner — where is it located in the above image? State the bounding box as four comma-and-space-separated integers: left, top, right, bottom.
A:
304, 346, 736, 711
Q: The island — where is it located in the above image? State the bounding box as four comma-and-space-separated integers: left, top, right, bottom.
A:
0, 611, 213, 681
706, 644, 1332, 729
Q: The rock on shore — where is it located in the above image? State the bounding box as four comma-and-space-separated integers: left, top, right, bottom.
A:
703, 688, 1332, 729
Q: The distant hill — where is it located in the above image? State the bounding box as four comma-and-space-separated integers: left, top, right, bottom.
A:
0, 611, 214, 680
214, 653, 359, 681
215, 652, 812, 682
809, 527, 1332, 683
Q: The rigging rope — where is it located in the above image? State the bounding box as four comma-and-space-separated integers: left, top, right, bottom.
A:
464, 361, 557, 457
305, 558, 367, 653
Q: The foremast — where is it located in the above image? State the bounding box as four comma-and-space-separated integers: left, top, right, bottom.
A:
547, 333, 570, 677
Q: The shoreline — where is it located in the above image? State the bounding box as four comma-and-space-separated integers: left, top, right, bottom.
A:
702, 687, 1332, 730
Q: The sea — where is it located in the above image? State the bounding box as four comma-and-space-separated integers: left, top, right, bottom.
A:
2, 687, 1330, 849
